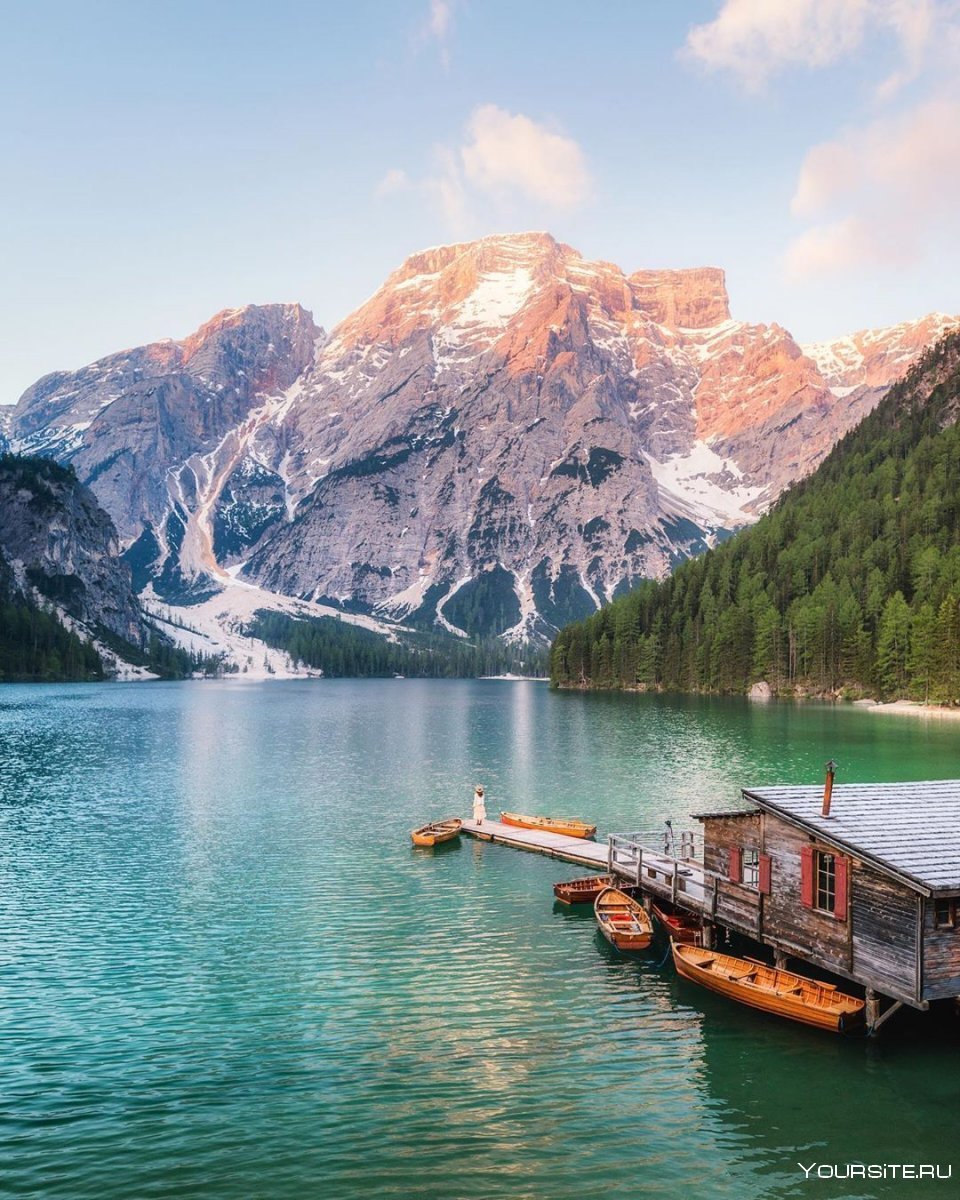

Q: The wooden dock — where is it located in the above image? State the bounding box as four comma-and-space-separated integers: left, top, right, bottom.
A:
461, 818, 610, 868
460, 820, 702, 882
452, 774, 960, 1035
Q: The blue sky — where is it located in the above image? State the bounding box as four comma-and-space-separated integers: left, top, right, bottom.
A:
3, 1, 960, 403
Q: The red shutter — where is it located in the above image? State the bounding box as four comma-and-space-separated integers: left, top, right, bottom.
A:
800, 845, 814, 908
833, 855, 848, 919
728, 846, 742, 883
758, 853, 772, 895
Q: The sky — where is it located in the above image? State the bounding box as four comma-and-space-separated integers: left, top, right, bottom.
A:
3, 0, 960, 404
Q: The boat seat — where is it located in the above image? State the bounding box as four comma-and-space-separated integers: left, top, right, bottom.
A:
727, 970, 758, 982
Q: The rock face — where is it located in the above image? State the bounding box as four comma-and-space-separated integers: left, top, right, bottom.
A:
13, 303, 321, 599
8, 234, 957, 638
0, 456, 144, 646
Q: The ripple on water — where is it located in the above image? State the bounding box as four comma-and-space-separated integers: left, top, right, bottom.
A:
1, 682, 960, 1199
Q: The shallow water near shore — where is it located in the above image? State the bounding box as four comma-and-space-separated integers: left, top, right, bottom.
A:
1, 680, 959, 1199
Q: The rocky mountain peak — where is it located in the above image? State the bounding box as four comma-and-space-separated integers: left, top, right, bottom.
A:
628, 266, 730, 329
0, 454, 144, 648
803, 312, 958, 392
8, 234, 957, 645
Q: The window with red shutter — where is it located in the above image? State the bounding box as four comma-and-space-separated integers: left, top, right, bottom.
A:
815, 851, 836, 912
800, 845, 814, 907
758, 853, 772, 895
728, 846, 742, 883
833, 855, 848, 919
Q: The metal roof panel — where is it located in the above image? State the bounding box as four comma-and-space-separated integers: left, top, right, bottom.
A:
743, 781, 960, 891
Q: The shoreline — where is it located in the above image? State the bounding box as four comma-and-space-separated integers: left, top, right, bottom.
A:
868, 700, 960, 720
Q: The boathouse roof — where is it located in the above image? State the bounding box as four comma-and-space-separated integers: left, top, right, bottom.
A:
741, 780, 960, 894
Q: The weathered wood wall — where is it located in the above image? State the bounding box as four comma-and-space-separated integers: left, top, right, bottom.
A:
702, 810, 926, 1006
922, 900, 960, 1000
702, 814, 759, 877
757, 814, 852, 968
850, 867, 918, 1000
701, 814, 762, 935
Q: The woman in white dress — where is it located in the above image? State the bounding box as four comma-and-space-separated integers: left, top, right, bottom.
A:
472, 785, 486, 826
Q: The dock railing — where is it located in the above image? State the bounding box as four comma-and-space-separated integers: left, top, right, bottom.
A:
608, 829, 761, 934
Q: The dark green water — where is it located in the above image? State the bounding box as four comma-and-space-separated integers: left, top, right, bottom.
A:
1, 681, 959, 1199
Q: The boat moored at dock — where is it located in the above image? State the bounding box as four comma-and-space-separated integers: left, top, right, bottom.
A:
651, 902, 701, 945
500, 811, 597, 839
411, 818, 463, 847
553, 874, 615, 904
672, 942, 866, 1033
594, 886, 653, 951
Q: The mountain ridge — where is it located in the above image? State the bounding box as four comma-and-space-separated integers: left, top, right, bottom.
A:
8, 233, 957, 642
549, 328, 960, 700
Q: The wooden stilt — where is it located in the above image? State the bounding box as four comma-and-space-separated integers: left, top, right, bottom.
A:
865, 987, 881, 1035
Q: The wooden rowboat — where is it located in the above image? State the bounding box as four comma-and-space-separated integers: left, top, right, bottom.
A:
671, 942, 866, 1033
411, 818, 463, 847
594, 887, 653, 951
553, 874, 615, 905
652, 902, 701, 945
500, 811, 597, 839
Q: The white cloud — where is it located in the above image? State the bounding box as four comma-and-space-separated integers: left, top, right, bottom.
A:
875, 0, 937, 98
460, 105, 591, 210
425, 145, 470, 229
685, 0, 937, 92
418, 0, 455, 69
379, 104, 592, 231
786, 98, 960, 277
427, 0, 452, 41
785, 216, 910, 278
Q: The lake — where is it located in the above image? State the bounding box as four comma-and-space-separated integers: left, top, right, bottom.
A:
1, 681, 959, 1199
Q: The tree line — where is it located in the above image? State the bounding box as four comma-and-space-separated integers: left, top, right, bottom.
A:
551, 331, 960, 702
0, 600, 105, 682
248, 610, 548, 678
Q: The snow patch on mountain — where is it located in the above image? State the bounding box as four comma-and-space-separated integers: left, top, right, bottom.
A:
802, 337, 864, 390
456, 269, 535, 330
142, 575, 409, 678
646, 441, 765, 526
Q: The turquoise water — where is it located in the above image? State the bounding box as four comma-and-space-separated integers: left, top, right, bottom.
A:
1, 681, 959, 1200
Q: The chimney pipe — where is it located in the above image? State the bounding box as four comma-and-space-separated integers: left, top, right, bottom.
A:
822, 759, 837, 817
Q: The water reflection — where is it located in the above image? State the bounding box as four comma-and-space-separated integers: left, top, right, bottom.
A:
1, 681, 959, 1200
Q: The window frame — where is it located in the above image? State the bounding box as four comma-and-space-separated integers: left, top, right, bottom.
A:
742, 846, 760, 888
814, 850, 836, 914
934, 898, 956, 929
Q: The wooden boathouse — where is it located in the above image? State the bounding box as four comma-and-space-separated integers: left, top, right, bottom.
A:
606, 770, 960, 1031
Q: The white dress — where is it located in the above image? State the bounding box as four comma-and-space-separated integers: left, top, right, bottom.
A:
472, 792, 486, 823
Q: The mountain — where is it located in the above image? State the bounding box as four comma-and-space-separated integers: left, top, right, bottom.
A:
0, 455, 151, 678
550, 330, 960, 701
11, 303, 321, 602
8, 233, 956, 640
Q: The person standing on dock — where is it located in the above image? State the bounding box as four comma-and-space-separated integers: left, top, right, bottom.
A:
473, 785, 486, 826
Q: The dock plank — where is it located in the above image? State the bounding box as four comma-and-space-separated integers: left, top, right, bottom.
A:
461, 819, 610, 868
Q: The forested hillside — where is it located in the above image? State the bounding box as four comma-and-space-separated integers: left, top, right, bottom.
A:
0, 455, 222, 682
551, 331, 960, 702
248, 610, 547, 679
